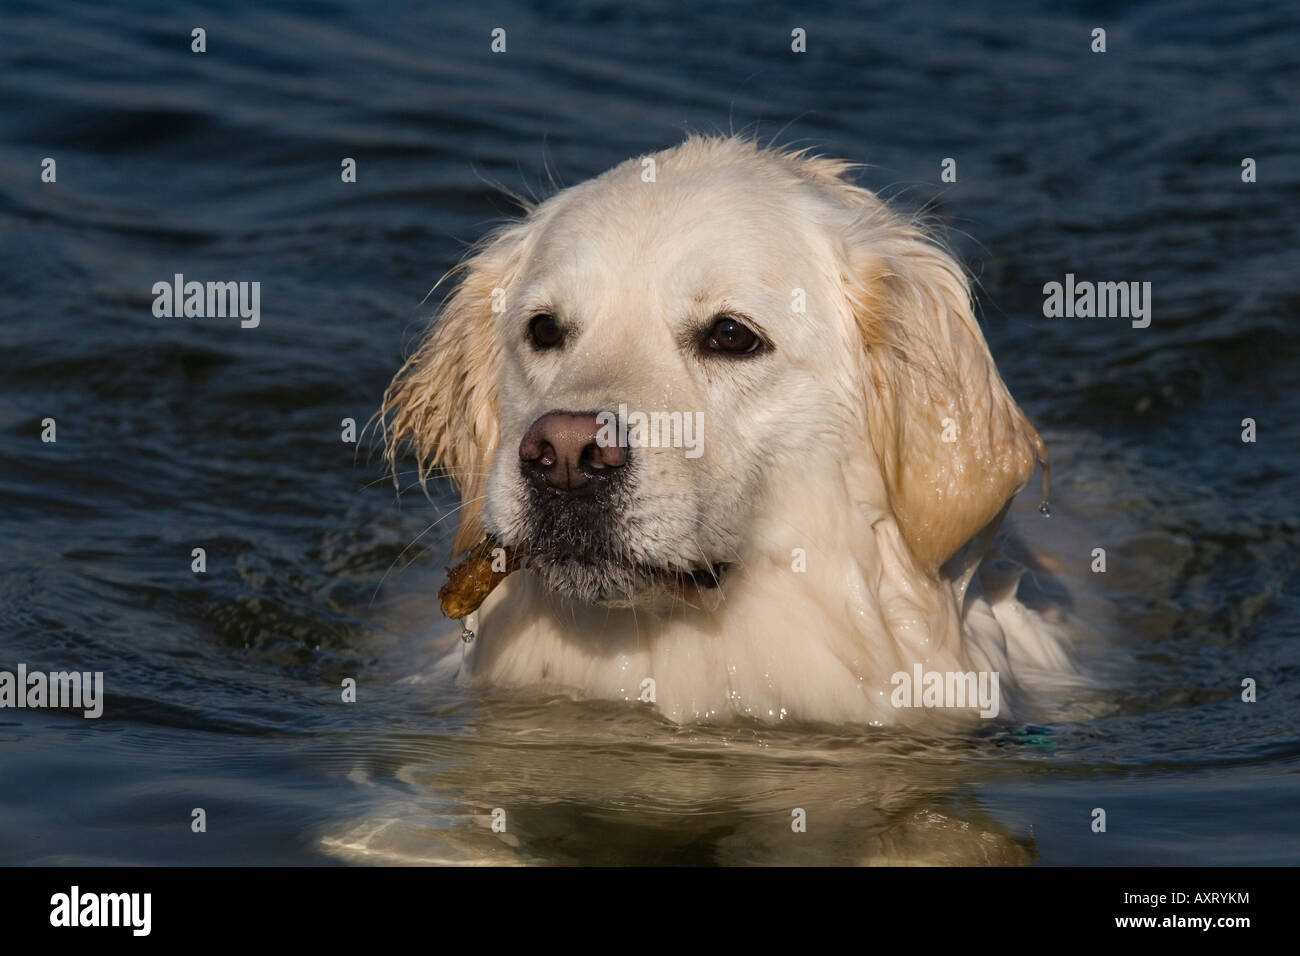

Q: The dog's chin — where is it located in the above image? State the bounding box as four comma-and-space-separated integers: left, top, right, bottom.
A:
525, 552, 731, 609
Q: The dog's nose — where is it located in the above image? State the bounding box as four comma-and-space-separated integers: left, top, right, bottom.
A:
519, 411, 626, 492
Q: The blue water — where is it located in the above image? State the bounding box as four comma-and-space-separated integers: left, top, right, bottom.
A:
0, 0, 1297, 864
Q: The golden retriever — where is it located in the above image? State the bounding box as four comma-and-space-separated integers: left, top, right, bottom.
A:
382, 135, 1073, 726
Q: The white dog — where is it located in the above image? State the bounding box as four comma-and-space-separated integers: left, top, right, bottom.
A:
383, 136, 1074, 726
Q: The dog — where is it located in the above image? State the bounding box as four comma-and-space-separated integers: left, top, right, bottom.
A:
382, 135, 1074, 727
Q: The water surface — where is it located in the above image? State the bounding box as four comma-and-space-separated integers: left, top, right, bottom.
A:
0, 0, 1297, 864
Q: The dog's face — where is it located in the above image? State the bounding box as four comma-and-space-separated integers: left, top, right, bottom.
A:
385, 137, 1045, 609
479, 156, 862, 605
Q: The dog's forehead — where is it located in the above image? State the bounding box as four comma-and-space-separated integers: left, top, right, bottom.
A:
519, 160, 825, 301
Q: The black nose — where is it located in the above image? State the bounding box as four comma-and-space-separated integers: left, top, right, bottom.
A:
519, 411, 627, 492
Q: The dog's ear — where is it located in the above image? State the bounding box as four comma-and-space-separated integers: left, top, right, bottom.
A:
848, 227, 1047, 576
382, 227, 522, 557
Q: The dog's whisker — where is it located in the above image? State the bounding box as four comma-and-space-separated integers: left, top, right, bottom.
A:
353, 469, 429, 494
368, 495, 488, 608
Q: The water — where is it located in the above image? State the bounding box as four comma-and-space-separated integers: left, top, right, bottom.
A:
1, 0, 1297, 864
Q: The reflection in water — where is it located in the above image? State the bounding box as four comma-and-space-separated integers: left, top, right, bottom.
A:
322, 699, 1039, 866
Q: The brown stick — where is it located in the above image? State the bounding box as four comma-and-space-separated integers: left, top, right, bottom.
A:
437, 537, 517, 619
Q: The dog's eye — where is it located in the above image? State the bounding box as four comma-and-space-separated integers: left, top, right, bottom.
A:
704, 315, 761, 355
528, 313, 564, 350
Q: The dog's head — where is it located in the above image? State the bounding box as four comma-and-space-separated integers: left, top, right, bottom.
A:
384, 137, 1045, 608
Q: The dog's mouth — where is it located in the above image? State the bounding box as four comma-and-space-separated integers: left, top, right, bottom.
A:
509, 545, 731, 605
650, 561, 731, 592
